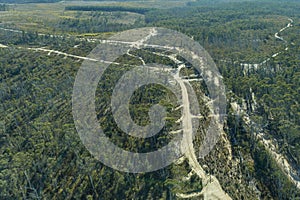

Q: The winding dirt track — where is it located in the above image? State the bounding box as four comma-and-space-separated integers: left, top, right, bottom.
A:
170, 57, 231, 199
240, 17, 294, 74
0, 17, 297, 197
230, 17, 300, 190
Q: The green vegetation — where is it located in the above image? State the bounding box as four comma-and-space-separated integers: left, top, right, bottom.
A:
57, 11, 144, 33
0, 4, 8, 11
0, 0, 299, 199
0, 0, 59, 3
65, 6, 155, 14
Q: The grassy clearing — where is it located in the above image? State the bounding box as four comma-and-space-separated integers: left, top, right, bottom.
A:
0, 2, 146, 34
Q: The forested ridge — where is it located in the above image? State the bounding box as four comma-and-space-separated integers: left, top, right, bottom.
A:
0, 0, 299, 199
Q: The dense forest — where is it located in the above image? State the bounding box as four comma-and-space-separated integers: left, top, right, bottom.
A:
65, 6, 154, 14
0, 0, 299, 199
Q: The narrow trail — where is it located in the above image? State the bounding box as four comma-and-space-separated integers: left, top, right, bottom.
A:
274, 18, 293, 43
218, 18, 294, 74
28, 47, 100, 62
239, 17, 294, 74
0, 18, 298, 195
0, 27, 232, 199
126, 49, 146, 66
229, 17, 300, 190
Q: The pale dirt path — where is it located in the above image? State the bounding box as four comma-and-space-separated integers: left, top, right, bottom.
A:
0, 43, 7, 48
169, 56, 231, 199
174, 64, 206, 179
240, 17, 294, 74
27, 47, 101, 62
126, 49, 146, 66
274, 18, 293, 42
229, 17, 300, 190
114, 31, 232, 199
212, 18, 294, 74
0, 15, 297, 198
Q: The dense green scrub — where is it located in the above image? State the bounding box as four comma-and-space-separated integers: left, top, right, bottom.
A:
0, 0, 299, 199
